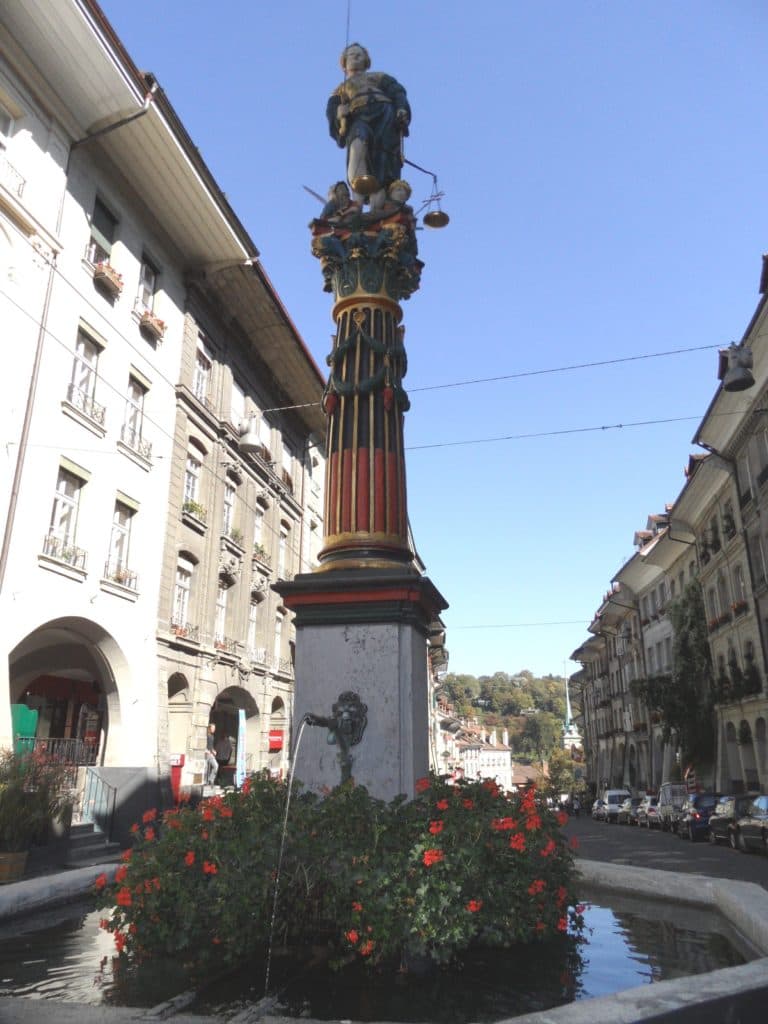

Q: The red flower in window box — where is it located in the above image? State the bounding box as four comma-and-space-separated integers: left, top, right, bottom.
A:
139, 309, 166, 340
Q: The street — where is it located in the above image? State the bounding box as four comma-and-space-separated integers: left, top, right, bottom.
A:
563, 813, 768, 890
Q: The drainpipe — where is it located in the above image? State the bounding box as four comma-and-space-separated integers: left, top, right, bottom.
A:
0, 84, 158, 594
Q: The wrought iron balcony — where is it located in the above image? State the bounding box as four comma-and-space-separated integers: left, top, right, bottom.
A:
65, 382, 106, 427
0, 154, 25, 198
120, 422, 152, 460
14, 735, 97, 766
169, 619, 200, 642
248, 647, 271, 667
103, 562, 138, 590
212, 634, 238, 655
41, 533, 87, 569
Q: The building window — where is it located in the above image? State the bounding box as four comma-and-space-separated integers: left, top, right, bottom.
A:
106, 501, 135, 585
230, 379, 245, 431
223, 480, 236, 536
137, 255, 158, 312
49, 468, 81, 545
67, 329, 104, 425
173, 557, 194, 628
121, 375, 150, 457
193, 337, 212, 403
184, 444, 203, 505
278, 523, 289, 578
733, 564, 747, 603
215, 585, 228, 644
45, 467, 85, 566
247, 600, 260, 651
274, 609, 284, 663
253, 505, 264, 546
87, 197, 117, 264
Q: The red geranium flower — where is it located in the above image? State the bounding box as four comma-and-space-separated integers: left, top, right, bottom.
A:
116, 887, 132, 907
120, 849, 132, 862
491, 816, 516, 831
482, 780, 499, 797
540, 838, 557, 858
428, 819, 444, 835
423, 848, 444, 867
203, 860, 218, 874
557, 916, 568, 932
114, 932, 126, 953
527, 879, 546, 896
241, 777, 251, 795
202, 808, 215, 821
436, 798, 449, 811
415, 777, 431, 794
345, 929, 359, 944
509, 833, 526, 852
352, 901, 363, 912
142, 808, 157, 823
462, 799, 474, 810
556, 811, 569, 826
144, 826, 156, 841
465, 899, 483, 913
94, 873, 107, 890
184, 851, 195, 866
115, 865, 128, 884
525, 814, 542, 831
359, 939, 375, 956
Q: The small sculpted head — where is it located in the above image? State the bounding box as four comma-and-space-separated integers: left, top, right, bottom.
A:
341, 42, 371, 74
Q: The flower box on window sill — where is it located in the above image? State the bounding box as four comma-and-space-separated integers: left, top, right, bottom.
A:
139, 310, 166, 341
93, 262, 123, 297
182, 501, 207, 534
732, 600, 748, 617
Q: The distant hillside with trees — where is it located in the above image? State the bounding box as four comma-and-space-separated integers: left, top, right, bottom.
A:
439, 670, 572, 764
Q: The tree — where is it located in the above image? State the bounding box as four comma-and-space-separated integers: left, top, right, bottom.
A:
634, 580, 715, 768
547, 747, 577, 800
520, 712, 562, 765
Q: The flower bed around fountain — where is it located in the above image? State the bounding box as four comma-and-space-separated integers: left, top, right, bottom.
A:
93, 773, 584, 975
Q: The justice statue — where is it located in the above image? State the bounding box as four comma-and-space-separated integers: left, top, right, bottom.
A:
327, 42, 411, 211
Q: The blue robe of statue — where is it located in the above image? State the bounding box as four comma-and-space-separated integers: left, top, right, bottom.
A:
327, 71, 410, 191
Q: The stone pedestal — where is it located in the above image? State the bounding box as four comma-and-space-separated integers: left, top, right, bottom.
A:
274, 569, 447, 801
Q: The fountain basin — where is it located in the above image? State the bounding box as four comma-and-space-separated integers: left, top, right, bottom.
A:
0, 859, 765, 1022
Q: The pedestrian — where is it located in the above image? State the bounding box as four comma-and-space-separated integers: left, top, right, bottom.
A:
573, 796, 581, 818
204, 723, 218, 786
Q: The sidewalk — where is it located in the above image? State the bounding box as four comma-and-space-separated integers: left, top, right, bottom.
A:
0, 860, 116, 922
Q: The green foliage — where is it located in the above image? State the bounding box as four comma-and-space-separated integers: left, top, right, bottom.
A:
546, 748, 583, 800
440, 670, 568, 751
94, 773, 582, 972
634, 581, 715, 766
0, 748, 74, 852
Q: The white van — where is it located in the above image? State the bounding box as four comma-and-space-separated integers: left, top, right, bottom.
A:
602, 788, 631, 824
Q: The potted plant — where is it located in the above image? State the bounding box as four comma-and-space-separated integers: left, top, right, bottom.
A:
0, 748, 74, 883
139, 309, 166, 341
93, 261, 123, 297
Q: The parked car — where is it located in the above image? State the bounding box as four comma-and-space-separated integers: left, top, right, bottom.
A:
708, 794, 756, 847
591, 799, 607, 822
637, 795, 659, 829
617, 796, 642, 825
657, 782, 688, 832
732, 794, 768, 854
603, 789, 632, 824
676, 792, 721, 841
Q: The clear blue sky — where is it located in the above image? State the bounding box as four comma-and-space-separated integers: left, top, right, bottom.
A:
99, 0, 768, 679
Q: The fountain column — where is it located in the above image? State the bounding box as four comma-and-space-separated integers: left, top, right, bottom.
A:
274, 44, 447, 800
